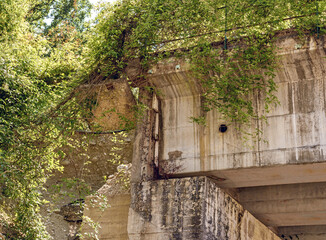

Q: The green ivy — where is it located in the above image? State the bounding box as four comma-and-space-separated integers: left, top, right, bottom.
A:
88, 0, 325, 132
0, 0, 325, 238
0, 0, 90, 238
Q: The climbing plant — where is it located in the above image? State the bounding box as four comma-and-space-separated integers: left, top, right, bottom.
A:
0, 0, 325, 239
88, 0, 325, 130
0, 0, 92, 238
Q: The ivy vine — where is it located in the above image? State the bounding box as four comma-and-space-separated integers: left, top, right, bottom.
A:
0, 0, 325, 238
89, 0, 325, 133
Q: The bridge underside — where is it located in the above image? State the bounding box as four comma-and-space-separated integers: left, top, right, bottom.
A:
237, 181, 326, 239
176, 162, 326, 188
129, 34, 326, 239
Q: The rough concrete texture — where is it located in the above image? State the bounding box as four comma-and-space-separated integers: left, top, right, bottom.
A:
82, 164, 131, 240
279, 225, 326, 240
41, 79, 135, 239
282, 234, 326, 240
237, 181, 326, 229
78, 79, 136, 131
130, 87, 158, 183
83, 194, 130, 240
128, 176, 280, 240
146, 34, 326, 188
42, 131, 134, 239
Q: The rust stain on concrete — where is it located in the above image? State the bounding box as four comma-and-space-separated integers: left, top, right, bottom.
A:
168, 150, 183, 161
199, 125, 207, 172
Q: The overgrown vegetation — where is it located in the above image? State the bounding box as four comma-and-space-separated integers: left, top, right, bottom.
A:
0, 0, 91, 238
0, 0, 325, 239
90, 0, 324, 127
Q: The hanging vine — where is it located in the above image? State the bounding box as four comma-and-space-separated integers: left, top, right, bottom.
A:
88, 0, 325, 133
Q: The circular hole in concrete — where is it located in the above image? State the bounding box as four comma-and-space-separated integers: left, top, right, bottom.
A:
219, 124, 227, 133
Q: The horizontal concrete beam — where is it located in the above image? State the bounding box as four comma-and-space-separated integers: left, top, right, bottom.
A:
238, 182, 326, 202
279, 225, 326, 234
255, 211, 326, 227
237, 182, 326, 227
281, 233, 326, 240
202, 162, 326, 188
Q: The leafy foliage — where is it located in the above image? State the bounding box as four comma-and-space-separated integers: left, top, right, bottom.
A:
0, 0, 325, 239
26, 0, 92, 33
0, 0, 29, 39
89, 0, 325, 127
0, 0, 90, 238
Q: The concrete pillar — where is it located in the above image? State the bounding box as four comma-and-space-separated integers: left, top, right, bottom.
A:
128, 177, 280, 240
131, 87, 157, 183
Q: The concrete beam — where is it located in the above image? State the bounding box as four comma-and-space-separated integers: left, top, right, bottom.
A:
279, 225, 326, 240
237, 182, 326, 227
206, 162, 326, 188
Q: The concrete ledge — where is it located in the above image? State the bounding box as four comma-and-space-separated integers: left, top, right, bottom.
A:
128, 177, 280, 240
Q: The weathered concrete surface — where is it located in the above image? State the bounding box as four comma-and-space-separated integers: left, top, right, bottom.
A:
146, 34, 326, 187
128, 177, 280, 240
82, 164, 131, 240
203, 162, 326, 188
78, 79, 136, 131
237, 181, 326, 228
42, 79, 135, 240
279, 225, 326, 240
130, 88, 158, 183
82, 194, 130, 240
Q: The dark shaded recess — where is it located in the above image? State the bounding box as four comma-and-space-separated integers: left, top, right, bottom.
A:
219, 124, 228, 133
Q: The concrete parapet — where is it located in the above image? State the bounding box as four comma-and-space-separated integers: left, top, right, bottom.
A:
128, 177, 280, 240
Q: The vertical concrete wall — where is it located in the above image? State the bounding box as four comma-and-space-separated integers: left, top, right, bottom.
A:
131, 87, 157, 183
42, 79, 136, 240
147, 35, 326, 176
82, 164, 132, 240
128, 177, 280, 240
82, 194, 130, 240
78, 79, 136, 131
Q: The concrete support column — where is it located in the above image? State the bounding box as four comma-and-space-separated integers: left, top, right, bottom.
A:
128, 177, 280, 240
131, 87, 158, 183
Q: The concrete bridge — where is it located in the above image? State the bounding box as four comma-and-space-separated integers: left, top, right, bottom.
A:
127, 33, 326, 240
